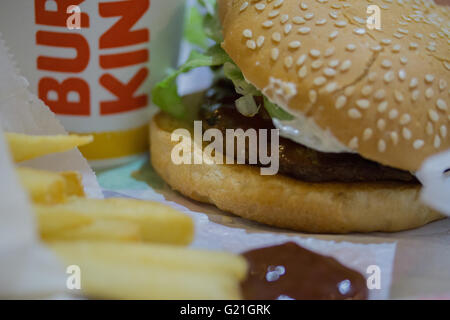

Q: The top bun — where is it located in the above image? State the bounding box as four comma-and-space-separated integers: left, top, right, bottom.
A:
220, 0, 450, 172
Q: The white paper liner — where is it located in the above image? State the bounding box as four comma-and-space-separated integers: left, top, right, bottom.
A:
0, 33, 102, 298
109, 188, 396, 300
418, 150, 450, 217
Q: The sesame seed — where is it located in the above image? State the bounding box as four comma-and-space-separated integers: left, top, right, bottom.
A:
300, 2, 308, 10
374, 90, 386, 101
402, 128, 412, 140
284, 24, 292, 34
325, 82, 338, 93
425, 88, 434, 99
440, 125, 447, 138
298, 65, 308, 78
348, 108, 362, 119
296, 54, 307, 66
370, 45, 382, 52
429, 110, 439, 122
390, 132, 399, 145
272, 32, 281, 42
311, 60, 323, 70
384, 71, 394, 83
346, 44, 356, 52
348, 137, 359, 149
368, 72, 377, 83
409, 42, 418, 50
394, 91, 404, 103
399, 114, 411, 125
427, 122, 434, 136
409, 78, 418, 88
316, 19, 327, 26
439, 79, 447, 91
262, 20, 274, 28
284, 56, 293, 68
289, 41, 301, 49
361, 85, 373, 97
363, 128, 373, 140
411, 90, 420, 102
309, 90, 317, 103
292, 16, 305, 24
305, 13, 314, 20
353, 28, 366, 35
313, 77, 327, 87
324, 47, 335, 57
335, 96, 347, 109
324, 68, 336, 77
356, 99, 370, 109
268, 10, 280, 18
378, 140, 387, 153
377, 118, 386, 130
389, 109, 399, 119
257, 36, 265, 47
309, 49, 321, 58
255, 3, 265, 11
400, 56, 408, 65
280, 14, 289, 24
240, 2, 249, 12
381, 39, 392, 45
274, 0, 284, 8
425, 74, 435, 83
392, 44, 401, 52
243, 29, 253, 38
328, 59, 339, 68
434, 135, 441, 149
329, 11, 338, 19
398, 69, 406, 81
381, 60, 392, 69
413, 140, 425, 150
246, 40, 256, 50
335, 20, 347, 27
437, 99, 448, 111
329, 30, 339, 40
340, 60, 351, 72
271, 48, 279, 61
378, 101, 388, 113
298, 27, 311, 35
345, 87, 355, 98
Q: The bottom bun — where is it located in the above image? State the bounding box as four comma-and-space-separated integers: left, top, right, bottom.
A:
150, 112, 444, 233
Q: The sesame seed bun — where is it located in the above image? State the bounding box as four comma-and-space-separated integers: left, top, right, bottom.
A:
220, 0, 450, 172
150, 112, 443, 233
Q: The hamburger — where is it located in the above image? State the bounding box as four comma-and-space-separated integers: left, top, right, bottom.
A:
150, 0, 449, 233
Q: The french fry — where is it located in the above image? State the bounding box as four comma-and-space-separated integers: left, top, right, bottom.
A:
43, 220, 141, 242
36, 210, 92, 238
49, 241, 247, 280
50, 241, 244, 300
35, 198, 194, 245
17, 167, 66, 204
59, 171, 85, 197
5, 132, 93, 162
17, 167, 85, 204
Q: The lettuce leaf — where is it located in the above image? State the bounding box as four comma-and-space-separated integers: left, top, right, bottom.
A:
263, 97, 294, 121
151, 45, 231, 119
184, 6, 209, 49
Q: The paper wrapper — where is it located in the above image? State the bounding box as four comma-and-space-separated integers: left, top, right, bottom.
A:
0, 33, 101, 298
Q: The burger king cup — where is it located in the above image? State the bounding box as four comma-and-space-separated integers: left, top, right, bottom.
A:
0, 0, 185, 168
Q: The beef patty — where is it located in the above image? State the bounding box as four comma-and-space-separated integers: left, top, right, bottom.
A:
200, 79, 417, 183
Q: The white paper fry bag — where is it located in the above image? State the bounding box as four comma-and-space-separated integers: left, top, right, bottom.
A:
418, 150, 450, 217
0, 32, 101, 298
